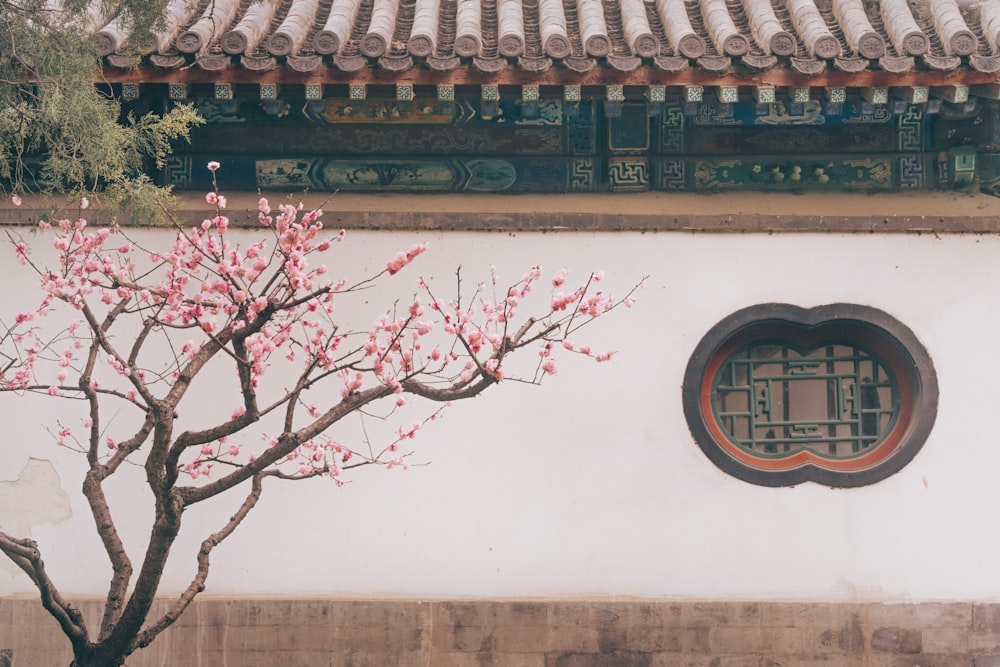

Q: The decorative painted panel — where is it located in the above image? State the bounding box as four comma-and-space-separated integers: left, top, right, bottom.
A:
689, 126, 896, 154
150, 88, 965, 194
183, 125, 566, 156
977, 152, 1000, 196
930, 106, 988, 151
608, 103, 650, 153
568, 101, 596, 156
177, 157, 596, 193
186, 97, 564, 126
691, 155, 897, 191
689, 100, 897, 127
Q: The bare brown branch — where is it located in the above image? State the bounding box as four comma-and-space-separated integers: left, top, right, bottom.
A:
134, 473, 266, 651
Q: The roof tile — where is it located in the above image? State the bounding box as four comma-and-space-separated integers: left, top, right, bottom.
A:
91, 0, 1000, 77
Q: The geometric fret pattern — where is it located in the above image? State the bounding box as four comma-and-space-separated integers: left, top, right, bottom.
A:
899, 155, 924, 188
608, 158, 650, 191
897, 108, 924, 152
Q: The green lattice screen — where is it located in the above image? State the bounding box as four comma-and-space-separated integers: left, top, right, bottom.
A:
712, 344, 900, 458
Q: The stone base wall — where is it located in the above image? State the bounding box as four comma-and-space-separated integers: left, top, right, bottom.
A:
3, 598, 1000, 666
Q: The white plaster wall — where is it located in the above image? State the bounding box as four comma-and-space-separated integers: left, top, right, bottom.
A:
1, 229, 998, 601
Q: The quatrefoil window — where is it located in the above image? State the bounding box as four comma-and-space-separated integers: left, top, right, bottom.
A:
683, 304, 938, 487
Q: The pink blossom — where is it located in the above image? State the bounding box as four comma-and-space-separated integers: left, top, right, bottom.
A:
484, 358, 504, 381
207, 161, 220, 171
552, 268, 568, 287
80, 197, 89, 210
11, 195, 22, 206
47, 386, 58, 396
595, 351, 616, 362
385, 243, 428, 275
106, 437, 116, 450
205, 192, 218, 205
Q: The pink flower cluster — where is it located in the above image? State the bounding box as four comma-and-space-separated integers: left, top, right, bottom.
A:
386, 244, 427, 275
1, 164, 640, 482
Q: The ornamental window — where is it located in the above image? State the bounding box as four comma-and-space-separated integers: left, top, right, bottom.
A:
683, 304, 937, 487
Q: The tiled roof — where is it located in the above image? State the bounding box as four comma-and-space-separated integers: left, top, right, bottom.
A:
95, 0, 1000, 77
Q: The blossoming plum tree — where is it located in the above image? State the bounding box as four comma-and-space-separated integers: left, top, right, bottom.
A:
0, 166, 641, 667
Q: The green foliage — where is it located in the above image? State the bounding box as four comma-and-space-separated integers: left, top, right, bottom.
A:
0, 0, 202, 217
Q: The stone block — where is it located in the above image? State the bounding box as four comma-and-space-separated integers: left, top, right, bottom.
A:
671, 602, 761, 628
923, 628, 1000, 653
435, 600, 499, 629
799, 612, 865, 654
547, 624, 601, 653
870, 603, 972, 629
760, 627, 803, 653
871, 627, 922, 653
867, 654, 973, 667
974, 604, 1000, 631
707, 657, 763, 667
494, 622, 549, 653
709, 627, 763, 653
548, 652, 652, 667
593, 605, 630, 653
652, 657, 753, 667
434, 651, 546, 666
548, 602, 597, 629
625, 626, 709, 653
8, 648, 74, 667
163, 625, 201, 652
762, 657, 865, 667
327, 650, 427, 667
761, 603, 866, 629
443, 623, 500, 653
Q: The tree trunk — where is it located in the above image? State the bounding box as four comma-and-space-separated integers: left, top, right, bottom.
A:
70, 645, 130, 667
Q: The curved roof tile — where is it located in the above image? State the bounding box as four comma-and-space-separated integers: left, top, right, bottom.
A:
94, 0, 1000, 76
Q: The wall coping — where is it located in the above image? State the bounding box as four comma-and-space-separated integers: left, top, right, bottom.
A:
2, 191, 999, 233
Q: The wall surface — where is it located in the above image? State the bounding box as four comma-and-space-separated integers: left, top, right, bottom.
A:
0, 229, 999, 604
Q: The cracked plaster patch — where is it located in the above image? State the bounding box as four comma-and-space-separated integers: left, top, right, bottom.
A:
0, 459, 71, 575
